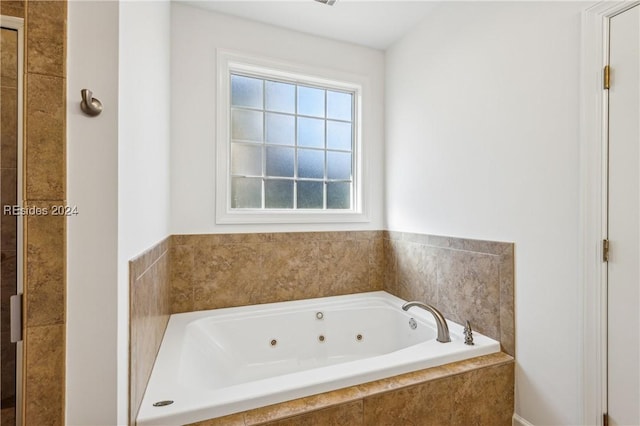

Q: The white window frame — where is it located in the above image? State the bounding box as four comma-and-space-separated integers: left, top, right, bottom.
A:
216, 49, 369, 224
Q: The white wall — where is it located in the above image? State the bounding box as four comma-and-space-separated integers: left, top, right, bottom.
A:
118, 1, 171, 424
170, 3, 385, 234
385, 2, 592, 425
67, 1, 171, 424
67, 1, 119, 424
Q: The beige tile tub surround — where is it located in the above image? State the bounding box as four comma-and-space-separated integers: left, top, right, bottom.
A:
132, 231, 514, 424
186, 352, 514, 426
170, 231, 384, 313
384, 232, 515, 356
169, 231, 514, 354
129, 237, 171, 425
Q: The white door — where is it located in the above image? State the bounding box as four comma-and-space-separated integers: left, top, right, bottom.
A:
607, 4, 640, 425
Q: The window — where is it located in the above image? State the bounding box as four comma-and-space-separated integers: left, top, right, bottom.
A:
230, 73, 354, 210
216, 50, 368, 224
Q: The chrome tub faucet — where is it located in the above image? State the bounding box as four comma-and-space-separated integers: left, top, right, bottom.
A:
402, 301, 451, 343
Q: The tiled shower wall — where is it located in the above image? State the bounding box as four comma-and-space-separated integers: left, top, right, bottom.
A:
1, 1, 68, 425
130, 230, 515, 422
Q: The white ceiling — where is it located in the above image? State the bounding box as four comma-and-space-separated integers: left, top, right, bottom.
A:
178, 1, 439, 50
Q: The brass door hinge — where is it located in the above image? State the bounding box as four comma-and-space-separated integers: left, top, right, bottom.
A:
603, 239, 610, 262
603, 412, 609, 426
604, 65, 611, 90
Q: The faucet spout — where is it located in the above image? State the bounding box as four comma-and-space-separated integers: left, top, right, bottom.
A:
402, 301, 451, 343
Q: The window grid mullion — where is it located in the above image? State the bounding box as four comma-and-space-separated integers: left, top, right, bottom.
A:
230, 72, 354, 211
293, 83, 299, 209
323, 89, 328, 210
261, 79, 266, 209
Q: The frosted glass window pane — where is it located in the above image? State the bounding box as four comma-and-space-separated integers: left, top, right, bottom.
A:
298, 86, 325, 117
266, 81, 295, 113
232, 109, 263, 142
297, 181, 323, 209
231, 177, 262, 208
326, 121, 352, 151
266, 113, 295, 145
231, 75, 263, 109
227, 73, 359, 213
297, 117, 324, 148
327, 151, 351, 180
265, 180, 293, 208
327, 182, 350, 209
231, 144, 262, 176
327, 91, 352, 121
298, 149, 324, 179
266, 146, 294, 177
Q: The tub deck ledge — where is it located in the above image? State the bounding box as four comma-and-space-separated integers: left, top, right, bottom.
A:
187, 352, 514, 426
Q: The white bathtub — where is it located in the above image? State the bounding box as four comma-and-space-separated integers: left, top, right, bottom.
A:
137, 291, 500, 425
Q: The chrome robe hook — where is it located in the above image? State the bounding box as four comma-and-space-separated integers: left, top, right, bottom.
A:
80, 89, 103, 117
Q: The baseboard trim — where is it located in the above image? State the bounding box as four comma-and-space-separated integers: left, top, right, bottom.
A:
513, 413, 535, 426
